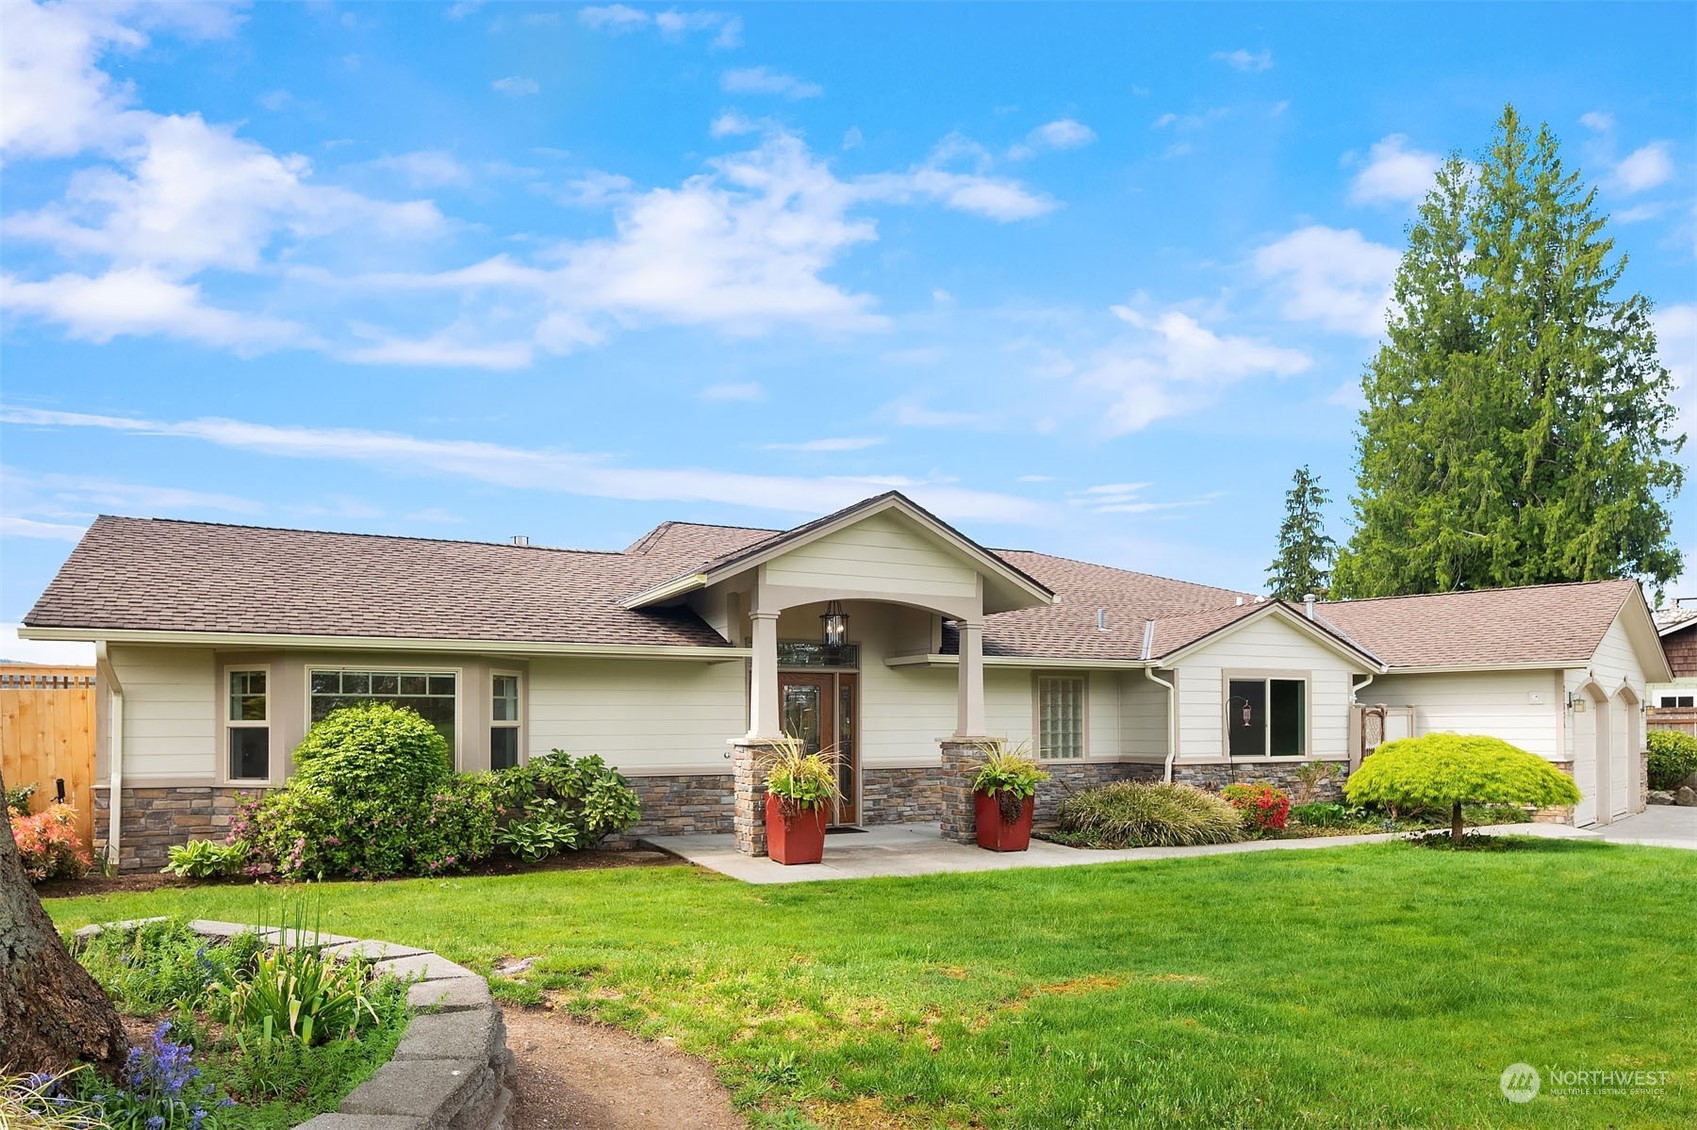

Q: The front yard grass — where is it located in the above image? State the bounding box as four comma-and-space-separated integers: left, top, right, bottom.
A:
47, 838, 1697, 1129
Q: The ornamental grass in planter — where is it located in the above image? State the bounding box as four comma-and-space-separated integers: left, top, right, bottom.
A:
761, 738, 842, 865
971, 741, 1049, 852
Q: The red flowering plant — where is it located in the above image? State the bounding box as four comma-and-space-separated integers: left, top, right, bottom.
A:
1219, 783, 1291, 837
10, 802, 92, 882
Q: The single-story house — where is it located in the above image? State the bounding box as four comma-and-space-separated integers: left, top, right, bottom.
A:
20, 491, 1671, 869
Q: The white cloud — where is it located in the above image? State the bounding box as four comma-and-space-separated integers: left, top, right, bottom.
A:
1213, 49, 1273, 73
577, 4, 649, 32
0, 515, 87, 541
0, 407, 1046, 523
492, 75, 540, 97
700, 382, 764, 402
579, 5, 741, 47
1580, 111, 1615, 133
709, 110, 762, 138
1252, 225, 1401, 337
1069, 482, 1216, 515
721, 66, 822, 100
889, 400, 996, 429
551, 169, 635, 206
1654, 302, 1697, 437
0, 623, 95, 664
344, 329, 535, 370
2, 468, 262, 517
1, 267, 312, 351
368, 150, 471, 188
1008, 118, 1096, 161
1077, 306, 1311, 433
1348, 134, 1440, 205
762, 437, 885, 452
1615, 142, 1673, 193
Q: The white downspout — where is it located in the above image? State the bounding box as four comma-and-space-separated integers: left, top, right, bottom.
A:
95, 642, 123, 865
1350, 672, 1375, 772
1145, 666, 1178, 783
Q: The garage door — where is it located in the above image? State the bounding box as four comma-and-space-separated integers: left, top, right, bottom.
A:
1610, 691, 1634, 819
1572, 701, 1599, 827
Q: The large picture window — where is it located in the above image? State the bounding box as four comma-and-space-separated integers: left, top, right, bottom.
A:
1227, 677, 1305, 757
491, 673, 521, 771
226, 669, 270, 781
1036, 675, 1086, 760
309, 669, 457, 746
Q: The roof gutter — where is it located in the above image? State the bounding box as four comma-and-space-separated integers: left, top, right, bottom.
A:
94, 642, 123, 866
19, 627, 748, 662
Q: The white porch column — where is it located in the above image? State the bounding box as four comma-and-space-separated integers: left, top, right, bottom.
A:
748, 610, 782, 739
955, 618, 986, 737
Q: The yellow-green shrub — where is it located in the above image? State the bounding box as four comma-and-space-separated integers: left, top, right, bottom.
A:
1345, 733, 1580, 843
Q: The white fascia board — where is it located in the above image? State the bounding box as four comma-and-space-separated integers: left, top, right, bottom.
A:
18, 626, 749, 662
885, 653, 1148, 670
1380, 660, 1582, 674
619, 573, 709, 610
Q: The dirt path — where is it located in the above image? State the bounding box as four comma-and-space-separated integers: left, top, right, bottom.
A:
502, 1006, 745, 1130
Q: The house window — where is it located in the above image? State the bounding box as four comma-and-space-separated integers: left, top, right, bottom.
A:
1660, 694, 1695, 708
1227, 677, 1306, 757
309, 669, 457, 746
226, 669, 270, 781
1036, 676, 1086, 760
491, 673, 521, 770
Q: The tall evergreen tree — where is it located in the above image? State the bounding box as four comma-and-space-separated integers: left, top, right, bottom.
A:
1333, 106, 1685, 598
1266, 465, 1336, 600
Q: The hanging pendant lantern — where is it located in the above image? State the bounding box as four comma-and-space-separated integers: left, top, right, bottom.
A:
820, 600, 848, 648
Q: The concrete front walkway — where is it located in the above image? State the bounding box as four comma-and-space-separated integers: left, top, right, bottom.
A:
642, 820, 1603, 885
1589, 805, 1697, 849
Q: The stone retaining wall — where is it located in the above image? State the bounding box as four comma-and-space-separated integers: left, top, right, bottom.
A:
625, 773, 736, 836
76, 918, 512, 1130
860, 767, 941, 824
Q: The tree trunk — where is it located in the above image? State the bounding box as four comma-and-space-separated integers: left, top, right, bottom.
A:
0, 765, 129, 1078
1451, 799, 1465, 846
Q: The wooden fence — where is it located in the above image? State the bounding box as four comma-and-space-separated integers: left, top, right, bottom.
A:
1, 665, 98, 848
1649, 705, 1697, 737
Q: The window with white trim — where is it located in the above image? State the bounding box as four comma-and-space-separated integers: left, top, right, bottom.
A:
309, 669, 457, 746
226, 669, 270, 781
1227, 677, 1305, 757
1660, 693, 1695, 708
491, 673, 521, 770
1036, 675, 1086, 760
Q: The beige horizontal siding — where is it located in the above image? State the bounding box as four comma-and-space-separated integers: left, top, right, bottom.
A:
110, 646, 216, 779
765, 512, 979, 600
1370, 671, 1561, 759
527, 657, 746, 772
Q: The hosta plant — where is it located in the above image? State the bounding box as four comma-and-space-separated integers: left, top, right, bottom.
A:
162, 838, 250, 879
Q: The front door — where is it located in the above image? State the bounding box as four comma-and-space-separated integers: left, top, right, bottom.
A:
780, 672, 858, 825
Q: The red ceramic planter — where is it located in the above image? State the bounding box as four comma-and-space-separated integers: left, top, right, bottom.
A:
975, 791, 1035, 852
765, 793, 828, 865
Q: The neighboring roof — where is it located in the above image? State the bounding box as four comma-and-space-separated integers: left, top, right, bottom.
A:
1313, 579, 1643, 669
622, 490, 1056, 613
1655, 602, 1697, 637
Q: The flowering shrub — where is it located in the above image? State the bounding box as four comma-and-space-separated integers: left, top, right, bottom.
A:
412, 777, 497, 875
10, 803, 91, 882
1219, 783, 1291, 835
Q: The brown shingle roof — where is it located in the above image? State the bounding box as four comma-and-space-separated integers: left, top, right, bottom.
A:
24, 511, 1647, 673
1313, 579, 1640, 668
23, 516, 755, 647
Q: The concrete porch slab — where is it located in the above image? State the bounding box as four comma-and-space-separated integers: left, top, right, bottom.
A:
642, 820, 1603, 884
1587, 805, 1697, 849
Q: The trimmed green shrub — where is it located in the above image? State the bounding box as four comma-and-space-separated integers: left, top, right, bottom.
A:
1647, 729, 1697, 790
1054, 782, 1244, 848
1290, 801, 1375, 829
1345, 733, 1581, 844
292, 702, 452, 806
1219, 782, 1291, 835
488, 749, 641, 853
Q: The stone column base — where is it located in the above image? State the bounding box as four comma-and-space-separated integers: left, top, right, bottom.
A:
728, 738, 788, 857
938, 737, 998, 844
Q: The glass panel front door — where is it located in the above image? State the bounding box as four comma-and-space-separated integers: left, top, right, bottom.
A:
779, 672, 857, 825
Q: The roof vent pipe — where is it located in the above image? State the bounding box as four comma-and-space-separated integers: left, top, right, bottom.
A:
1096, 607, 1109, 632
1303, 593, 1317, 620
1140, 618, 1155, 661
511, 535, 529, 546
1235, 596, 1244, 606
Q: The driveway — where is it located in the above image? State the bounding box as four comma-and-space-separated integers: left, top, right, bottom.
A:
1590, 806, 1697, 849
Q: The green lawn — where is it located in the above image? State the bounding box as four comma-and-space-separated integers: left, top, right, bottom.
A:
46, 839, 1697, 1129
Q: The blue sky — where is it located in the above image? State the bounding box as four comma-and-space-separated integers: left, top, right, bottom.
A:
3, 1, 1694, 659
